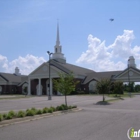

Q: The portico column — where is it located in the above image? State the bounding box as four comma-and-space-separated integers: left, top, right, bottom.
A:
38, 78, 41, 96
28, 78, 31, 95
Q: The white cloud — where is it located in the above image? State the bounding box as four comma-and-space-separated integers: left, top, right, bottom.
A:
110, 30, 134, 58
0, 54, 46, 75
76, 30, 140, 71
0, 55, 8, 70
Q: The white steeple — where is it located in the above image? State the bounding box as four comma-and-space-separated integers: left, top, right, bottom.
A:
56, 22, 60, 47
54, 22, 61, 53
51, 21, 66, 63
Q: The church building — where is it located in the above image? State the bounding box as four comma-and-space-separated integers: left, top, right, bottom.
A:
0, 23, 140, 95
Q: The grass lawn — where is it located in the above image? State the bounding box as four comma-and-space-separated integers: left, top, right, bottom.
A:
75, 93, 134, 98
108, 92, 135, 98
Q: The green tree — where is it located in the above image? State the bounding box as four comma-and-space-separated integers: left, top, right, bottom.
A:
23, 86, 28, 96
129, 82, 135, 92
113, 81, 124, 96
134, 84, 140, 92
53, 72, 79, 106
23, 87, 27, 93
124, 82, 135, 92
96, 79, 111, 102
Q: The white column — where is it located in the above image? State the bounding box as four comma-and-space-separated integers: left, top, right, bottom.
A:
28, 78, 31, 95
50, 78, 53, 95
38, 78, 41, 96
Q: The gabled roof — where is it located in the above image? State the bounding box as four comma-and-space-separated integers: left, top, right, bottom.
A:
0, 72, 28, 84
114, 66, 140, 79
50, 60, 124, 83
50, 60, 70, 74
29, 61, 63, 76
28, 62, 45, 75
0, 74, 8, 82
50, 60, 94, 76
82, 70, 122, 84
18, 76, 28, 86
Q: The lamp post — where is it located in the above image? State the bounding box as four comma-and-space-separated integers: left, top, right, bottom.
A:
47, 51, 53, 100
128, 59, 131, 97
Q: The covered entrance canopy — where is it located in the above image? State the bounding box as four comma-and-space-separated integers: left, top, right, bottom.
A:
113, 67, 140, 82
114, 56, 140, 82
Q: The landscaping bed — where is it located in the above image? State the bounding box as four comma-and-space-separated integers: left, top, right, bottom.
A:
0, 104, 77, 123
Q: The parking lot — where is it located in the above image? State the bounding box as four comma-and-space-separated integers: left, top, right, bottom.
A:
0, 95, 140, 140
0, 95, 113, 113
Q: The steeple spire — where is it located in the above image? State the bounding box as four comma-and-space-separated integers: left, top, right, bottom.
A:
51, 21, 66, 63
56, 20, 60, 46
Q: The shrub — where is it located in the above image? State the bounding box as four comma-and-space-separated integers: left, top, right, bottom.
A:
56, 106, 60, 111
6, 114, 13, 119
36, 109, 43, 115
76, 91, 86, 94
0, 114, 3, 121
72, 105, 77, 108
26, 109, 29, 112
50, 107, 56, 112
31, 107, 36, 110
48, 108, 53, 113
0, 105, 77, 121
8, 110, 16, 117
113, 81, 124, 95
58, 106, 64, 111
70, 91, 78, 95
17, 111, 26, 118
31, 107, 37, 114
3, 113, 8, 119
61, 104, 68, 110
42, 107, 48, 113
26, 109, 35, 116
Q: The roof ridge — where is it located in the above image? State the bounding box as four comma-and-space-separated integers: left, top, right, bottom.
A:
50, 60, 70, 73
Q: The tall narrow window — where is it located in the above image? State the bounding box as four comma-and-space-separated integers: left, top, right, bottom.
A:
55, 48, 57, 52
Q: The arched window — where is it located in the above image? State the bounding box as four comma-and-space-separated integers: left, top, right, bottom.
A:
55, 48, 57, 52
22, 83, 28, 95
89, 81, 97, 92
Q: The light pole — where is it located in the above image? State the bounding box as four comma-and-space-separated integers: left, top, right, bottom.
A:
47, 51, 53, 100
128, 59, 131, 97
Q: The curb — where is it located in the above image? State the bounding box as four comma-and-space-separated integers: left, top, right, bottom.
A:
0, 108, 82, 128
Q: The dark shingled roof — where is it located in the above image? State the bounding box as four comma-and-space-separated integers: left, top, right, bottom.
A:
82, 70, 122, 84
0, 60, 125, 86
114, 66, 140, 79
50, 60, 123, 84
0, 72, 28, 84
50, 60, 94, 76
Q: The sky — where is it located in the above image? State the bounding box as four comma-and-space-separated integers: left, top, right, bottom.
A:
0, 0, 140, 75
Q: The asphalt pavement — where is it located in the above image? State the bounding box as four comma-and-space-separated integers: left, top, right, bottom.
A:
0, 95, 140, 140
